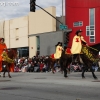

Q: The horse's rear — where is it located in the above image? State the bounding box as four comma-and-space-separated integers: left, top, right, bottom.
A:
47, 56, 56, 73
1, 49, 17, 78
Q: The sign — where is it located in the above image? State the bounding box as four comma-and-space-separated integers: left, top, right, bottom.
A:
59, 24, 68, 30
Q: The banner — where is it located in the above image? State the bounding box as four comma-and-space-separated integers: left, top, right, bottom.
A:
81, 46, 99, 63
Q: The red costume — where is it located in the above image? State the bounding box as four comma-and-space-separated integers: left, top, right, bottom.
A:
0, 39, 14, 72
0, 43, 7, 71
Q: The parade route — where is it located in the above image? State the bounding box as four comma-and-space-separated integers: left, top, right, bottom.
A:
0, 72, 100, 100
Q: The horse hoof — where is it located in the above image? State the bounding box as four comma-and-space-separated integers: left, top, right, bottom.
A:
64, 76, 68, 78
52, 72, 55, 74
94, 77, 98, 80
82, 77, 85, 79
9, 76, 12, 78
3, 76, 5, 78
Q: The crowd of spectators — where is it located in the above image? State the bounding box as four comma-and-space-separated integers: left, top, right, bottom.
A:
14, 56, 51, 72
13, 56, 100, 73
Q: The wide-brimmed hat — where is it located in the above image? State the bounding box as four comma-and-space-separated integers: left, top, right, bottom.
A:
76, 29, 83, 35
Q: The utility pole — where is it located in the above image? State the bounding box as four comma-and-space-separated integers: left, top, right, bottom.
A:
62, 0, 64, 47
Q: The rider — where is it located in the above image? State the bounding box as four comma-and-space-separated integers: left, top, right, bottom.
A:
51, 42, 63, 60
71, 29, 88, 61
0, 38, 7, 72
54, 42, 63, 59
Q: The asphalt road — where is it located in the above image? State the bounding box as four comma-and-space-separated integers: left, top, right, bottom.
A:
0, 72, 100, 100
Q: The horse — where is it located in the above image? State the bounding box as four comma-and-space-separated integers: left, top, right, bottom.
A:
60, 43, 100, 79
48, 57, 58, 73
1, 49, 17, 78
47, 55, 63, 74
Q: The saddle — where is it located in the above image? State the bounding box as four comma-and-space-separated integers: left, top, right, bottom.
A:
65, 48, 72, 54
50, 54, 55, 59
65, 48, 83, 54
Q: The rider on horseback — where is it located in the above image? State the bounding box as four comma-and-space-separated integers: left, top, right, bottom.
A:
54, 42, 63, 59
51, 42, 63, 60
71, 29, 88, 62
0, 38, 7, 72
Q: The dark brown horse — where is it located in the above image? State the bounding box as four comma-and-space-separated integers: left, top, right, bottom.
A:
1, 49, 17, 78
60, 43, 100, 79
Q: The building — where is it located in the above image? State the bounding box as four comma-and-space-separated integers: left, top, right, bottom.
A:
3, 6, 70, 57
65, 0, 100, 47
28, 7, 57, 57
4, 16, 29, 57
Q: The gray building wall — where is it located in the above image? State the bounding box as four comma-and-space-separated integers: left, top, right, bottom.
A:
39, 31, 63, 56
28, 16, 71, 56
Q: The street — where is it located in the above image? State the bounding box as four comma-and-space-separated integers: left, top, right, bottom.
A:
0, 72, 100, 100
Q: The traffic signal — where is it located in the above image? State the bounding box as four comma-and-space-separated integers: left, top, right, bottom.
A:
63, 31, 70, 49
64, 31, 70, 43
30, 0, 36, 12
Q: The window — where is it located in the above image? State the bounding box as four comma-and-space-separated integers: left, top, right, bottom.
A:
90, 31, 94, 35
90, 36, 94, 38
17, 47, 29, 57
90, 8, 95, 25
90, 38, 95, 43
36, 36, 40, 51
87, 31, 89, 36
89, 31, 95, 43
86, 8, 95, 43
15, 28, 19, 40
73, 21, 83, 27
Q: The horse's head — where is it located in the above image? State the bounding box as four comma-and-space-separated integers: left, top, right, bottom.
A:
7, 49, 17, 59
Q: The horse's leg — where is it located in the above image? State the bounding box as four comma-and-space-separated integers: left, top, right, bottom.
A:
63, 61, 68, 77
3, 64, 6, 77
7, 64, 11, 78
82, 66, 86, 79
51, 65, 55, 74
60, 64, 63, 74
59, 58, 63, 74
80, 55, 87, 79
50, 61, 55, 74
3, 68, 6, 77
90, 67, 98, 79
64, 68, 68, 77
0, 72, 1, 77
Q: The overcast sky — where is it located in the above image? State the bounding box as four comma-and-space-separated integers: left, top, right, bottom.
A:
0, 0, 65, 20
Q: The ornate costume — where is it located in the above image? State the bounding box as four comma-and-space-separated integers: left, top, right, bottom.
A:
71, 35, 86, 54
0, 38, 14, 72
54, 45, 63, 59
0, 42, 7, 71
51, 42, 63, 59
